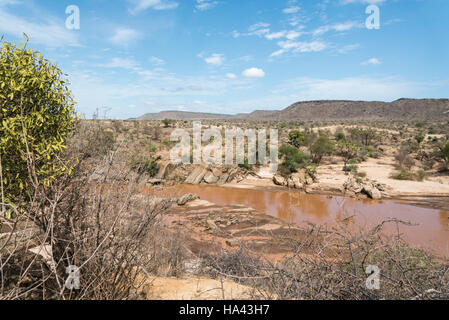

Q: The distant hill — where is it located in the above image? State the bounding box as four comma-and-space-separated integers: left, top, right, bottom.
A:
138, 111, 234, 120
137, 99, 449, 121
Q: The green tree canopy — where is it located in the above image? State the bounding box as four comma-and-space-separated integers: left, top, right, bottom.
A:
279, 145, 310, 173
310, 134, 335, 164
0, 37, 78, 207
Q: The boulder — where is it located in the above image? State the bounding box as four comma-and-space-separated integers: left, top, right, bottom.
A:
273, 175, 286, 186
292, 170, 306, 182
292, 177, 304, 190
344, 177, 363, 193
203, 172, 219, 184
211, 168, 222, 177
227, 167, 239, 182
217, 174, 230, 185
155, 161, 175, 179
305, 177, 314, 186
362, 185, 382, 200
185, 166, 208, 185
177, 193, 199, 206
206, 219, 218, 230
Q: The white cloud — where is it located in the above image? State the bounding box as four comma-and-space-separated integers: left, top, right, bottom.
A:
242, 68, 265, 78
110, 28, 139, 46
99, 57, 140, 70
248, 22, 270, 31
226, 73, 237, 79
204, 53, 225, 66
283, 6, 300, 14
338, 44, 361, 54
128, 0, 178, 14
271, 40, 327, 57
313, 21, 362, 35
149, 56, 165, 66
361, 58, 381, 65
195, 0, 220, 11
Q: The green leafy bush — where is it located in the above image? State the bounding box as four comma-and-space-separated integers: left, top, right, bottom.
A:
443, 141, 449, 167
0, 37, 77, 206
310, 134, 335, 163
279, 145, 310, 173
288, 130, 306, 147
131, 158, 160, 177
390, 169, 416, 181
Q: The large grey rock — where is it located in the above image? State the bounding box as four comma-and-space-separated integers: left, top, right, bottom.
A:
177, 193, 199, 206
203, 172, 219, 184
217, 174, 229, 185
273, 175, 286, 186
292, 177, 303, 190
185, 166, 208, 185
363, 185, 382, 200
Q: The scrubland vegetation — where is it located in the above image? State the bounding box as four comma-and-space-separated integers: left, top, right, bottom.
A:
1, 39, 449, 300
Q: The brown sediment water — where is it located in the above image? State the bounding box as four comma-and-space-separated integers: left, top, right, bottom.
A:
167, 184, 449, 258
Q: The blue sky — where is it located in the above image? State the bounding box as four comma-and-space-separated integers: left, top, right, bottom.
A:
0, 0, 448, 119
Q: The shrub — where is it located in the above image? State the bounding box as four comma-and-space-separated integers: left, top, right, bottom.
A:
343, 165, 358, 173
310, 134, 335, 164
288, 130, 306, 147
162, 119, 172, 128
131, 158, 160, 177
443, 141, 449, 167
279, 145, 310, 173
0, 37, 77, 207
391, 168, 416, 181
417, 169, 427, 182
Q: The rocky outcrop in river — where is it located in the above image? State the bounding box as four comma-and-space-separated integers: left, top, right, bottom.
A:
184, 165, 246, 185
344, 176, 389, 200
272, 170, 315, 190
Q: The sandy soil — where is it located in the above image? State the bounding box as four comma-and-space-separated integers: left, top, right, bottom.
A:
317, 157, 449, 197
140, 276, 257, 300
221, 157, 449, 211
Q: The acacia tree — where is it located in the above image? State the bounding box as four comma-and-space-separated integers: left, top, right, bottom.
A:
0, 36, 77, 209
310, 134, 335, 164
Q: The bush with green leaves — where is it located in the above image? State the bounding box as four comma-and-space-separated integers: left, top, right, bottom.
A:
130, 158, 160, 177
443, 141, 449, 168
310, 134, 335, 164
0, 37, 77, 207
279, 145, 310, 174
288, 130, 306, 147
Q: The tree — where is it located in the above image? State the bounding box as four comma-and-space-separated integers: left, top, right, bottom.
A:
288, 130, 306, 148
162, 119, 172, 128
443, 141, 449, 168
310, 134, 335, 164
349, 128, 377, 147
338, 140, 360, 167
279, 145, 310, 173
0, 36, 77, 207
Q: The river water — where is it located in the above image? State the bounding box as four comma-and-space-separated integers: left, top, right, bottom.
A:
168, 184, 449, 258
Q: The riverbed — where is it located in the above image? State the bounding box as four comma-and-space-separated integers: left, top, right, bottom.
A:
166, 184, 449, 258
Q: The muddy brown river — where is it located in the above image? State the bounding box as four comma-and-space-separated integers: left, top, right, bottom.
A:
168, 185, 449, 258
